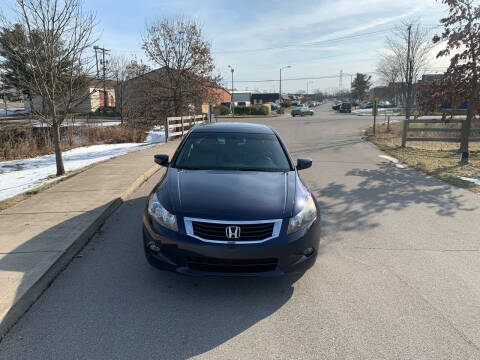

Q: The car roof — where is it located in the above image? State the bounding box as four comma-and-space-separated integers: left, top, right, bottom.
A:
192, 122, 275, 134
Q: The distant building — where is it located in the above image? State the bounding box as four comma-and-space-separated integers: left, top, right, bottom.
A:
231, 90, 258, 106
26, 78, 116, 113
119, 67, 230, 117
201, 87, 231, 113
419, 74, 444, 84
369, 86, 391, 101
251, 93, 280, 104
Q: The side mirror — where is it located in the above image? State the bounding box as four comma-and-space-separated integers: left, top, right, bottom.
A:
154, 154, 169, 167
296, 158, 312, 170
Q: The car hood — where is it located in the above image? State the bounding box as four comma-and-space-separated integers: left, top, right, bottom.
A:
160, 169, 297, 220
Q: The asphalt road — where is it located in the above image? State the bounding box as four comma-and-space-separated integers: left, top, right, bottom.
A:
1, 104, 480, 359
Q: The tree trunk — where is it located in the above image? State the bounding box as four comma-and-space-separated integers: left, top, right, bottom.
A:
460, 90, 475, 164
52, 120, 65, 176
460, 5, 478, 165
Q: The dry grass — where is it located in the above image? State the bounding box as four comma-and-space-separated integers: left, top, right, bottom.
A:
0, 124, 146, 161
368, 122, 480, 194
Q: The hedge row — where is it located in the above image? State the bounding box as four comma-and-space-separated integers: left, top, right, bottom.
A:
214, 105, 231, 115
234, 106, 269, 115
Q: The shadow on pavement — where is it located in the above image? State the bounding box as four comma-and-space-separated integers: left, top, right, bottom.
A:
313, 162, 477, 239
0, 195, 302, 359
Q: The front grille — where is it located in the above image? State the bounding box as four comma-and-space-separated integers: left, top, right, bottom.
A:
192, 221, 274, 242
188, 256, 278, 273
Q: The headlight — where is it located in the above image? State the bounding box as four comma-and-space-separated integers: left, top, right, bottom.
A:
287, 195, 317, 234
148, 192, 178, 231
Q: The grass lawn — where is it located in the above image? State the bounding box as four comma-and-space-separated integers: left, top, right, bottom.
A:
367, 122, 480, 194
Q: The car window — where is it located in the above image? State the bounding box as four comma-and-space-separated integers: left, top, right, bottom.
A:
174, 132, 291, 172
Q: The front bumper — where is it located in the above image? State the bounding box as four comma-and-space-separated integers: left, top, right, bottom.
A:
142, 214, 320, 277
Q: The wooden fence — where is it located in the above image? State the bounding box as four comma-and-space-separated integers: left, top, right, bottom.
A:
165, 114, 206, 141
401, 118, 480, 147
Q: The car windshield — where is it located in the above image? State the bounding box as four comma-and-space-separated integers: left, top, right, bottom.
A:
174, 132, 291, 172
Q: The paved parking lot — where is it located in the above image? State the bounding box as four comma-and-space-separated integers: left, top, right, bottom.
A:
1, 104, 479, 359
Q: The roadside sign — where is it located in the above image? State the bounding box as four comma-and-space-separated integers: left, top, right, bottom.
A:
374, 97, 380, 102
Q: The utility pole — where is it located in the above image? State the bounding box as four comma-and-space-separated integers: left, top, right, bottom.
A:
228, 65, 234, 117
339, 69, 343, 91
307, 81, 313, 95
279, 65, 291, 107
94, 46, 110, 108
93, 46, 99, 79
405, 24, 412, 120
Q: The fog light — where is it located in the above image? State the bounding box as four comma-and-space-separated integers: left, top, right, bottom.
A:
304, 247, 314, 256
148, 241, 161, 253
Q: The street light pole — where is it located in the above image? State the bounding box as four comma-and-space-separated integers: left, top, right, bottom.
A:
228, 65, 234, 118
307, 80, 313, 95
279, 65, 291, 107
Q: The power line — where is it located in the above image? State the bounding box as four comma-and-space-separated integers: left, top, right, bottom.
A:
222, 72, 376, 84
213, 24, 442, 54
214, 28, 391, 54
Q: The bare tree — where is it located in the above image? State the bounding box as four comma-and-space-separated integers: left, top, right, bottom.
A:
108, 56, 149, 125
434, 0, 480, 164
111, 58, 152, 128
0, 0, 96, 176
376, 54, 401, 104
141, 16, 220, 117
385, 20, 434, 118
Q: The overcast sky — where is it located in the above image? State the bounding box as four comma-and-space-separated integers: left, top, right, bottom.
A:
3, 0, 453, 93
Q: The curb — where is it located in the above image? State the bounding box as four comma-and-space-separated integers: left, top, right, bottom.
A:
0, 163, 162, 339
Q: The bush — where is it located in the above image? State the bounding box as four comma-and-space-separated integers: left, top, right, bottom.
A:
234, 105, 269, 115
94, 106, 120, 117
0, 124, 145, 161
214, 105, 231, 115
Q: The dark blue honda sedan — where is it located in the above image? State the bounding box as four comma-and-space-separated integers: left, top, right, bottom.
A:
143, 122, 320, 276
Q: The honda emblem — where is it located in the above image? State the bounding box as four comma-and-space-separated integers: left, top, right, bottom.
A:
226, 226, 241, 239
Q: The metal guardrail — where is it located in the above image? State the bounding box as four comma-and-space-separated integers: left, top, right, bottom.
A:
165, 114, 205, 141
401, 118, 480, 146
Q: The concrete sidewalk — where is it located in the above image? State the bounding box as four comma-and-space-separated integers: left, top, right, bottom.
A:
0, 140, 179, 338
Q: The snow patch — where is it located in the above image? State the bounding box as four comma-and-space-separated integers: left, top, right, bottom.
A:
32, 120, 121, 128
0, 108, 28, 116
379, 154, 399, 163
145, 125, 166, 143
459, 177, 480, 186
0, 126, 166, 201
378, 155, 405, 169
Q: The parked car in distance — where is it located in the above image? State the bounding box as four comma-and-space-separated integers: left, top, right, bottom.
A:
378, 100, 392, 108
291, 105, 314, 117
143, 123, 321, 276
332, 101, 342, 110
360, 101, 373, 109
339, 102, 352, 113
269, 102, 279, 110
